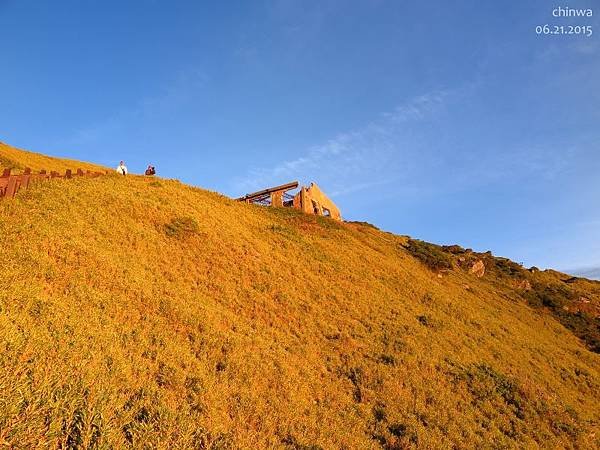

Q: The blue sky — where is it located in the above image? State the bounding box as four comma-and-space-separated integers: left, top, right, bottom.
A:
1, 0, 599, 273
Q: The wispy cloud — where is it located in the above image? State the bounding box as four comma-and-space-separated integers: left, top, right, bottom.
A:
232, 90, 450, 196
232, 76, 593, 212
565, 266, 600, 280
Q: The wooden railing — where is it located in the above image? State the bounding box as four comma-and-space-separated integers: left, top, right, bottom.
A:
0, 168, 107, 200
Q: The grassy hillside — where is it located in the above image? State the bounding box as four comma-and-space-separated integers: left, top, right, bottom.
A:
0, 173, 598, 449
0, 141, 107, 174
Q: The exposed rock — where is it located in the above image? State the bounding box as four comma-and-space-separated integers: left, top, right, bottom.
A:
515, 279, 532, 291
469, 260, 485, 278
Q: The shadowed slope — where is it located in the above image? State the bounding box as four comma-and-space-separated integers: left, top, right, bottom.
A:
0, 174, 598, 449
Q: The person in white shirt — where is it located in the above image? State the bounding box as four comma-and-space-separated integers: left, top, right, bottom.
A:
116, 161, 128, 175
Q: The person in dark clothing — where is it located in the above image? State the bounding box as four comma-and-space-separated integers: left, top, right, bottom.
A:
145, 165, 156, 176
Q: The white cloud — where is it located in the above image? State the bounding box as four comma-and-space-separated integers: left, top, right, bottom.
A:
232, 90, 450, 196
567, 266, 600, 280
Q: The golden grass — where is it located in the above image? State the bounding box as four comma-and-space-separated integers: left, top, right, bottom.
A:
0, 173, 598, 448
0, 141, 107, 174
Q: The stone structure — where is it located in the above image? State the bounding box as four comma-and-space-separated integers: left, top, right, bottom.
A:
237, 181, 341, 221
292, 183, 341, 220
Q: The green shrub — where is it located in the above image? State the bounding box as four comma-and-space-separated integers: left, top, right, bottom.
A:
525, 283, 572, 309
372, 403, 386, 422
379, 354, 396, 366
493, 257, 524, 277
555, 310, 600, 353
347, 366, 364, 402
404, 239, 453, 272
164, 216, 199, 238
442, 244, 466, 254
417, 314, 439, 329
463, 364, 527, 419
523, 281, 599, 353
388, 423, 407, 438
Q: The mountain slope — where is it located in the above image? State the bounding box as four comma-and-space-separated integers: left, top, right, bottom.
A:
0, 172, 598, 449
0, 141, 107, 173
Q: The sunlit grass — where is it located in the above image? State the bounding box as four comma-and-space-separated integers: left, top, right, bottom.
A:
0, 141, 107, 174
0, 160, 598, 448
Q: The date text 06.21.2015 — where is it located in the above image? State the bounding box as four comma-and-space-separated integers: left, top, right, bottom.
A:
535, 24, 592, 36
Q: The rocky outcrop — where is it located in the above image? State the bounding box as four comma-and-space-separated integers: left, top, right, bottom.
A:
469, 260, 486, 278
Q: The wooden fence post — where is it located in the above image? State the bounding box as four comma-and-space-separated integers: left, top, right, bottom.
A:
0, 169, 9, 198
0, 166, 106, 200
6, 176, 18, 198
20, 174, 31, 190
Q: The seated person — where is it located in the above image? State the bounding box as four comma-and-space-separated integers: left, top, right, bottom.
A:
145, 165, 156, 176
116, 161, 128, 175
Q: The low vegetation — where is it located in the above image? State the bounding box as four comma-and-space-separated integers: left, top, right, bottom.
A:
523, 277, 600, 353
403, 242, 600, 355
404, 239, 453, 272
164, 216, 200, 238
0, 145, 599, 448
